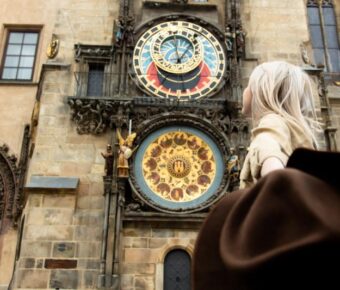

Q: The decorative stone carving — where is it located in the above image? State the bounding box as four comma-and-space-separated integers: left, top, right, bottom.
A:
68, 97, 234, 134
0, 125, 30, 232
74, 44, 114, 62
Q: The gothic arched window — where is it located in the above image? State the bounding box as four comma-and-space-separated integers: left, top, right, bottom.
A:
164, 249, 191, 290
307, 0, 340, 72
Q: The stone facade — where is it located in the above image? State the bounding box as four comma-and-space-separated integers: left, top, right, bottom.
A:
0, 0, 339, 290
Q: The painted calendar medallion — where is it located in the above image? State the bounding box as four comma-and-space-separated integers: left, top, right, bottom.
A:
132, 126, 225, 212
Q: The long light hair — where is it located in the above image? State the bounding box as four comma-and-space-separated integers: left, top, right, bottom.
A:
248, 61, 321, 146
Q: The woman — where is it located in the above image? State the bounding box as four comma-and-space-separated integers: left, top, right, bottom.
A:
240, 61, 320, 188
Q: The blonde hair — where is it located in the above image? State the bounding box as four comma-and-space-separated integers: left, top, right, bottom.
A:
248, 61, 321, 146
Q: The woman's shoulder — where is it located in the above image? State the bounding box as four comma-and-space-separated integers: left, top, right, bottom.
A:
258, 113, 287, 126
254, 113, 290, 135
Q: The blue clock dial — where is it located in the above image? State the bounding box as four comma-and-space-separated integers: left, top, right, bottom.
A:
132, 21, 226, 100
161, 36, 194, 64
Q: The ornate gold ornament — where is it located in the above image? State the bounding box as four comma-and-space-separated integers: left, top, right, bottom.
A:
46, 34, 59, 59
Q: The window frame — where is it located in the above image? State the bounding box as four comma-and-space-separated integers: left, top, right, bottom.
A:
307, 0, 340, 73
0, 26, 41, 82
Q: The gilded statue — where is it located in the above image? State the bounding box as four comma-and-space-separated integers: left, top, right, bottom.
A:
117, 129, 137, 178
46, 34, 59, 59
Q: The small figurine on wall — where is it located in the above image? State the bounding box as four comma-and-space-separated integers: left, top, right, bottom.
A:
101, 144, 114, 177
117, 129, 137, 178
46, 34, 59, 59
225, 25, 234, 58
227, 148, 240, 190
235, 25, 246, 61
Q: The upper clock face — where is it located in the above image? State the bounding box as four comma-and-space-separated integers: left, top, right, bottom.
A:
131, 21, 226, 100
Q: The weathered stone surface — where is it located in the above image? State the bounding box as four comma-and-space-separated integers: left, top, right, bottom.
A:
131, 237, 148, 248
43, 194, 76, 208
36, 259, 44, 268
18, 258, 35, 269
151, 229, 175, 238
124, 249, 159, 263
27, 194, 42, 207
78, 259, 101, 269
148, 238, 167, 249
73, 210, 103, 226
122, 263, 155, 275
176, 230, 198, 239
135, 276, 154, 290
83, 270, 98, 288
52, 242, 76, 258
74, 225, 102, 241
76, 242, 101, 258
120, 274, 134, 288
25, 225, 73, 241
20, 241, 52, 257
50, 269, 79, 289
123, 227, 151, 237
27, 208, 74, 225
76, 196, 104, 210
16, 269, 49, 288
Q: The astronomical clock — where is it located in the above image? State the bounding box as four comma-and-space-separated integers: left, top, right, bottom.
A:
131, 20, 226, 100
127, 18, 231, 214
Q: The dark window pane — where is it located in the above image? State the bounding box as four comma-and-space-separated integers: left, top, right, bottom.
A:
310, 25, 324, 48
313, 48, 326, 67
9, 32, 23, 44
19, 56, 34, 68
22, 45, 36, 56
17, 68, 32, 80
328, 49, 340, 72
307, 7, 320, 25
87, 63, 104, 96
23, 33, 38, 44
323, 7, 336, 25
7, 44, 21, 55
4, 56, 19, 67
2, 68, 17, 79
164, 250, 191, 290
325, 25, 339, 49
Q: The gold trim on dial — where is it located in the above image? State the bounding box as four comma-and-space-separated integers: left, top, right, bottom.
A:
151, 28, 203, 74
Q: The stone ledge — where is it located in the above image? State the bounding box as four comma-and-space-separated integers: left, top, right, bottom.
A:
25, 176, 79, 194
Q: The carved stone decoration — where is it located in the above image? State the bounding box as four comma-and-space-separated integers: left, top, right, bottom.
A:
0, 144, 18, 233
68, 99, 117, 134
300, 42, 312, 65
74, 44, 114, 62
68, 97, 234, 135
114, 15, 135, 49
0, 126, 31, 232
13, 125, 31, 223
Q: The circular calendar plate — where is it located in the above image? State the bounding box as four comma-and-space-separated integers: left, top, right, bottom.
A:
132, 126, 225, 212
